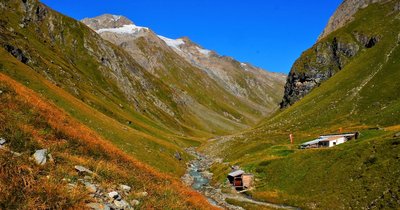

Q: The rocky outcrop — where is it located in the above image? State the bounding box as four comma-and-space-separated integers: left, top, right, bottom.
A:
281, 0, 385, 108
280, 36, 362, 108
319, 0, 385, 40
82, 14, 133, 30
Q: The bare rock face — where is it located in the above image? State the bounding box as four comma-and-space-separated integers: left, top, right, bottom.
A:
82, 14, 133, 30
319, 0, 385, 40
280, 37, 361, 108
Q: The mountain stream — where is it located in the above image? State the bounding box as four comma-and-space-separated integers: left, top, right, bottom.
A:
182, 147, 300, 210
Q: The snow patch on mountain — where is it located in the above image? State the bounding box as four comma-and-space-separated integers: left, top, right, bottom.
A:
112, 15, 121, 21
196, 47, 211, 56
158, 35, 185, 51
96, 24, 148, 34
241, 63, 250, 71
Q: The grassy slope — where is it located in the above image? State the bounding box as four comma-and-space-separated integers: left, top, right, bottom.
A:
0, 73, 216, 209
0, 0, 219, 174
204, 1, 400, 209
0, 49, 194, 174
132, 35, 279, 132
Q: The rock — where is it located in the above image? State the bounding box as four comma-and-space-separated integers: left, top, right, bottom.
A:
281, 38, 360, 108
4, 44, 29, 64
135, 191, 148, 198
86, 203, 111, 210
130, 199, 140, 206
119, 184, 131, 192
394, 132, 400, 138
84, 182, 97, 193
33, 149, 47, 165
0, 138, 6, 145
74, 165, 93, 174
108, 191, 121, 200
114, 199, 130, 209
174, 151, 182, 161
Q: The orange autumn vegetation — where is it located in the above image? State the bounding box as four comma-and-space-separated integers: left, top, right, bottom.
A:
0, 73, 217, 209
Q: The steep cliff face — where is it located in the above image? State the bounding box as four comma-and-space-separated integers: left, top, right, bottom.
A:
281, 0, 389, 108
281, 36, 363, 107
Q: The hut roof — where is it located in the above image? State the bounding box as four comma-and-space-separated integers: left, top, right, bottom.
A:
228, 170, 245, 177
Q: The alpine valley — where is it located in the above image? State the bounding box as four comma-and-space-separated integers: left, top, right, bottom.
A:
0, 0, 399, 209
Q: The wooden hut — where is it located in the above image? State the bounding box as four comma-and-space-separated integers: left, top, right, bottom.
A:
227, 170, 254, 191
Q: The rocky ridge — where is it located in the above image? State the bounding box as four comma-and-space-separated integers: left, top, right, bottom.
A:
319, 0, 386, 40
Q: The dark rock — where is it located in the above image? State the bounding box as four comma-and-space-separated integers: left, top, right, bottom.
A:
35, 5, 47, 21
280, 37, 360, 108
4, 45, 29, 64
174, 151, 182, 161
354, 32, 381, 48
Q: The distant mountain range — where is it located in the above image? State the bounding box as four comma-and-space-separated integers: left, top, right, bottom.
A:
82, 14, 286, 134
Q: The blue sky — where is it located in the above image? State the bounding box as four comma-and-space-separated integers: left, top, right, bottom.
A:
41, 0, 342, 74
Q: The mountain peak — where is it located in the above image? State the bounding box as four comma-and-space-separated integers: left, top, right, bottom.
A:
81, 14, 134, 30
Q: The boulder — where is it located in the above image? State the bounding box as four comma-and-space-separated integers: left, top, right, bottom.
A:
74, 165, 93, 174
119, 184, 131, 192
0, 137, 6, 145
114, 199, 130, 209
33, 149, 47, 165
84, 182, 97, 193
108, 191, 121, 200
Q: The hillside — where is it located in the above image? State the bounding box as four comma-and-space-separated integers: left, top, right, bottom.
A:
281, 0, 389, 108
82, 14, 286, 133
0, 0, 211, 174
204, 1, 400, 209
0, 72, 215, 209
